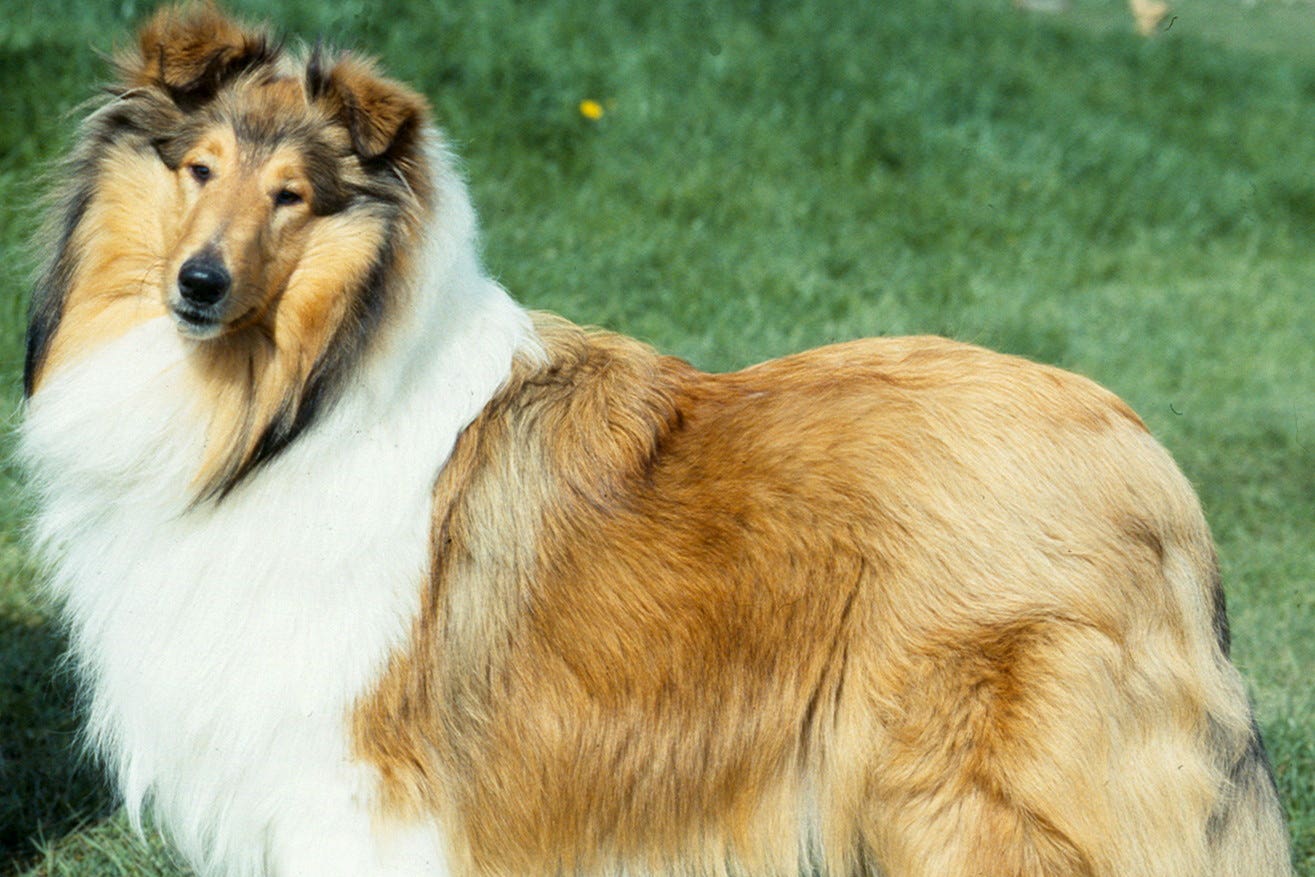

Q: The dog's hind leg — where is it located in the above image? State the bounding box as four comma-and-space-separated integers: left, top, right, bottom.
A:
850, 610, 1286, 877
852, 621, 1114, 876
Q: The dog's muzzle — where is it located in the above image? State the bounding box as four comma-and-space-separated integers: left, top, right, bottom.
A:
172, 254, 232, 338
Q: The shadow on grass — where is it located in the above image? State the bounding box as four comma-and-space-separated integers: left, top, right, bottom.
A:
0, 613, 113, 875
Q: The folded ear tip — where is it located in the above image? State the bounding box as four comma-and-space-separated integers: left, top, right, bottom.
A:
119, 3, 277, 96
310, 55, 430, 160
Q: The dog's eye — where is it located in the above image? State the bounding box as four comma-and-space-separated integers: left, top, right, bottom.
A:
188, 164, 212, 184
274, 189, 303, 207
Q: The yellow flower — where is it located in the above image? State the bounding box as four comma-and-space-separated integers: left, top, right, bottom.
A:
579, 99, 604, 121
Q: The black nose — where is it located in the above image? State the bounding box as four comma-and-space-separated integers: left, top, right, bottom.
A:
177, 256, 231, 307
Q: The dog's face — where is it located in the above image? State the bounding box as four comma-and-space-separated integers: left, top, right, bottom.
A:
159, 90, 327, 339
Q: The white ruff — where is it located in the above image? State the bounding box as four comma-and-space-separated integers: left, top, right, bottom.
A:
20, 151, 538, 877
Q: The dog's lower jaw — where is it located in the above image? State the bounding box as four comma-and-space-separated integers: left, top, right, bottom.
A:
168, 300, 226, 340
173, 315, 224, 340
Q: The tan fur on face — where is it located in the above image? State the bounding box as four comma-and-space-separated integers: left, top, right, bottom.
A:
168, 126, 314, 330
39, 145, 175, 385
356, 315, 1290, 876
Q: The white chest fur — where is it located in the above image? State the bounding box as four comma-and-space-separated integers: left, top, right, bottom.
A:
21, 283, 535, 876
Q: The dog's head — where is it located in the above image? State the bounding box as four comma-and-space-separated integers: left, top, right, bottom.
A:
121, 4, 429, 341
27, 5, 440, 499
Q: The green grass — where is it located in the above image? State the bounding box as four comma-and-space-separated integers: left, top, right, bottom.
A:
2, 0, 1312, 873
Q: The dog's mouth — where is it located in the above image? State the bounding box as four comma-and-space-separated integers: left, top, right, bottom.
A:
170, 301, 226, 340
170, 300, 263, 341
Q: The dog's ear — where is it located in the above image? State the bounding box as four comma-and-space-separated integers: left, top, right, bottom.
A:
118, 4, 278, 104
306, 51, 428, 162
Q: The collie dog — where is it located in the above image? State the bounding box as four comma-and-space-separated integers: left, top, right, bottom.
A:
19, 7, 1291, 877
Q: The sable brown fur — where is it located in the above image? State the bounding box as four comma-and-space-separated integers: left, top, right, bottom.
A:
356, 316, 1292, 876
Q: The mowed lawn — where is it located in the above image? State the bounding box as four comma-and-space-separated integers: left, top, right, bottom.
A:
1, 0, 1312, 874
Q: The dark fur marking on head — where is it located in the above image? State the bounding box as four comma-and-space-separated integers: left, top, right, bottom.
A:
300, 141, 354, 215
304, 44, 333, 103
152, 117, 209, 170
162, 41, 283, 112
230, 108, 305, 152
224, 116, 355, 215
